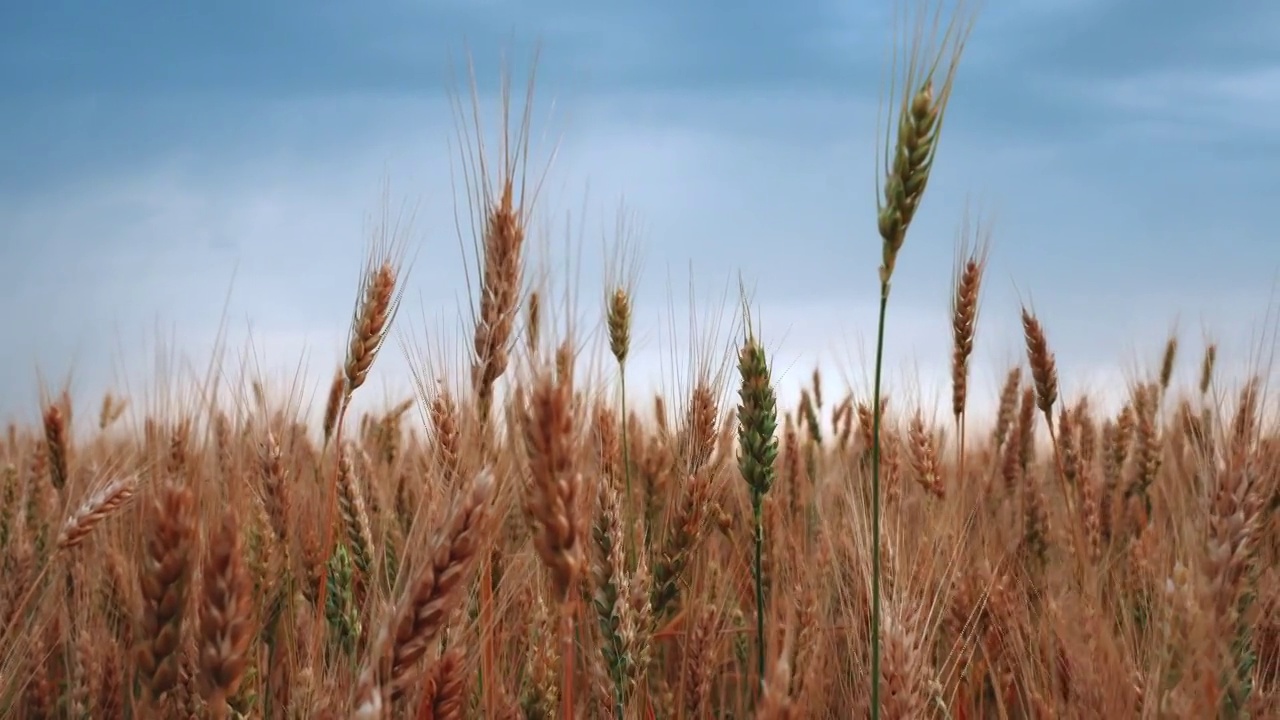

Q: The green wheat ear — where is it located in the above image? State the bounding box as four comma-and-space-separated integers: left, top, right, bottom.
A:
324, 541, 361, 660
876, 1, 974, 289
737, 332, 779, 497
737, 304, 778, 701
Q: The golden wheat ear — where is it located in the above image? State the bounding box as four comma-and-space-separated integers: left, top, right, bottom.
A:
949, 210, 991, 480
345, 257, 404, 404
135, 478, 195, 707
56, 471, 137, 552
1020, 307, 1059, 429
197, 510, 254, 717
460, 56, 551, 433
353, 468, 495, 717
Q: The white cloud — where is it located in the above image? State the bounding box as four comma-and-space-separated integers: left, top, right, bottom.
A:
1072, 65, 1280, 137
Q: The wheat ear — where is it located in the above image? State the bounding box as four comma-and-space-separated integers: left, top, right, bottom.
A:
135, 478, 195, 706
56, 472, 137, 552
197, 510, 254, 718
737, 308, 778, 696
353, 469, 495, 717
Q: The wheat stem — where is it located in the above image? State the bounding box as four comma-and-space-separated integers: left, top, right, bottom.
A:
870, 290, 889, 718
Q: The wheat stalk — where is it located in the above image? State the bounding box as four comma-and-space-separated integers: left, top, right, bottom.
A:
868, 2, 974, 713
737, 304, 778, 697
950, 212, 990, 481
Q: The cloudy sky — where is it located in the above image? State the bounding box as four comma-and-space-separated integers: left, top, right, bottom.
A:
2, 0, 1278, 431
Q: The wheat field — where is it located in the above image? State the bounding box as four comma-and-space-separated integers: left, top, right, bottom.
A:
2, 3, 1279, 719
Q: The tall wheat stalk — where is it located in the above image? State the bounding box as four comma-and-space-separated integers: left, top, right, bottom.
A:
452, 50, 550, 715
950, 210, 990, 482
316, 220, 407, 650
869, 1, 972, 714
737, 301, 778, 697
521, 354, 587, 720
604, 205, 640, 544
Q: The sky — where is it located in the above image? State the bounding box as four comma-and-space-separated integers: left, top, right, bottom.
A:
2, 0, 1279, 434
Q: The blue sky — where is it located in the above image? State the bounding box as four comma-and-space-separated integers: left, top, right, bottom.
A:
2, 0, 1278, 430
